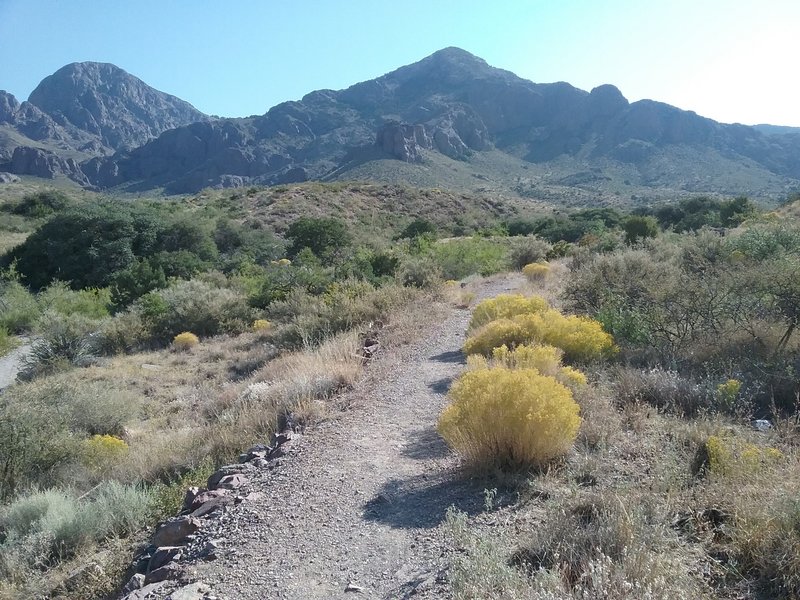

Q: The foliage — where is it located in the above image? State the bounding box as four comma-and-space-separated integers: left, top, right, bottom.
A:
110, 259, 167, 308
252, 319, 271, 331
397, 218, 437, 240
465, 309, 615, 361
172, 331, 200, 351
509, 235, 551, 270
21, 312, 101, 379
469, 293, 549, 331
428, 237, 509, 280
0, 280, 40, 333
623, 215, 659, 245
81, 435, 129, 476
395, 255, 442, 288
37, 282, 111, 319
438, 366, 581, 468
701, 435, 783, 478
7, 190, 72, 219
522, 261, 550, 282
286, 216, 352, 261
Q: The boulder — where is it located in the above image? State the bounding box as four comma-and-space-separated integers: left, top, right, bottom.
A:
152, 517, 202, 547
147, 546, 183, 573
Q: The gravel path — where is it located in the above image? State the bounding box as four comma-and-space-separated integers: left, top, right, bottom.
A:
0, 339, 31, 391
182, 276, 522, 599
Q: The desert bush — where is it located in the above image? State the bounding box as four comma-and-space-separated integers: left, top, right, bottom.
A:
81, 435, 129, 477
37, 282, 110, 319
286, 216, 352, 261
509, 235, 552, 269
135, 278, 253, 343
395, 254, 442, 288
21, 312, 101, 379
172, 331, 200, 351
611, 367, 715, 416
696, 434, 783, 478
8, 189, 72, 218
438, 366, 581, 468
469, 294, 549, 331
0, 326, 16, 356
0, 280, 40, 333
0, 483, 151, 582
522, 261, 550, 282
429, 237, 509, 279
465, 310, 614, 362
517, 495, 697, 598
252, 319, 271, 331
471, 343, 588, 391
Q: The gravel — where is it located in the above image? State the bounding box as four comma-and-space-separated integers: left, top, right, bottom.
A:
149, 276, 522, 600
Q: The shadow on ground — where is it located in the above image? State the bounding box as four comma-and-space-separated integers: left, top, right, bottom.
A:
401, 426, 450, 460
362, 470, 513, 529
428, 376, 452, 395
429, 350, 465, 364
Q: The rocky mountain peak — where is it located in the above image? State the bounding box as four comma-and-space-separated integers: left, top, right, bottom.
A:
27, 61, 208, 151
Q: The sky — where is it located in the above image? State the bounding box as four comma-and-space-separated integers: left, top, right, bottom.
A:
1, 0, 798, 126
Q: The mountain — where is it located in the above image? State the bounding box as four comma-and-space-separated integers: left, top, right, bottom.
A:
0, 62, 208, 181
3, 49, 800, 202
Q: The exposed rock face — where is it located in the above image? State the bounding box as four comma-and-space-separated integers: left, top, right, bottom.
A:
5, 48, 800, 194
27, 62, 208, 151
9, 146, 89, 183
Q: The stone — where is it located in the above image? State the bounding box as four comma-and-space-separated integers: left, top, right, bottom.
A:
144, 561, 183, 584
181, 487, 202, 512
190, 495, 233, 518
122, 573, 146, 593
752, 419, 772, 432
0, 172, 20, 183
214, 473, 248, 490
207, 464, 251, 489
250, 457, 270, 468
152, 517, 202, 547
147, 546, 183, 573
122, 581, 167, 600
189, 489, 228, 511
167, 582, 212, 600
345, 582, 365, 593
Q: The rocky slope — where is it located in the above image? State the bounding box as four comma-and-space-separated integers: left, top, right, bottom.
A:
0, 62, 207, 181
3, 48, 800, 199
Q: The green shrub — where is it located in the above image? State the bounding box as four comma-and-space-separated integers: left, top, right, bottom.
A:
395, 255, 442, 288
286, 216, 352, 261
134, 279, 252, 343
430, 237, 509, 279
81, 435, 129, 476
0, 326, 17, 356
9, 190, 71, 219
21, 312, 101, 379
509, 235, 551, 269
438, 366, 581, 468
623, 215, 659, 244
0, 280, 40, 333
37, 282, 111, 319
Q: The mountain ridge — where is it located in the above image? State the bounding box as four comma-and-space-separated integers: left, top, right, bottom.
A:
2, 49, 799, 201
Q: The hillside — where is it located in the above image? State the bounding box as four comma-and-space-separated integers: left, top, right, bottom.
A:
2, 48, 800, 203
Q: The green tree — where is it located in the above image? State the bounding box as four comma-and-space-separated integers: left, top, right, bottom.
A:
286, 217, 352, 261
623, 215, 659, 245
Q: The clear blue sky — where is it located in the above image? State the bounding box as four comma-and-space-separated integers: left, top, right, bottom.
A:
1, 0, 798, 125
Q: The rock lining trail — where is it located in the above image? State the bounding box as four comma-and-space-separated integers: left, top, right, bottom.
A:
178, 276, 522, 599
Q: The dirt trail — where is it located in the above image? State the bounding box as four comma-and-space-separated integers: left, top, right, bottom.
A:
0, 339, 31, 391
186, 276, 522, 599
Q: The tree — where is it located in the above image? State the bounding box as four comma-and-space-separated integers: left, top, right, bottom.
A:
623, 215, 659, 245
285, 217, 352, 261
397, 218, 437, 240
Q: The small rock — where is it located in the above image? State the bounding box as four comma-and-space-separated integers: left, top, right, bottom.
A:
345, 583, 364, 593
122, 573, 146, 593
122, 581, 167, 599
141, 363, 162, 371
166, 581, 211, 600
153, 517, 202, 547
752, 419, 772, 432
181, 487, 201, 512
207, 464, 250, 489
144, 561, 183, 584
148, 546, 183, 573
250, 457, 270, 468
189, 489, 228, 511
272, 431, 292, 447
215, 473, 248, 490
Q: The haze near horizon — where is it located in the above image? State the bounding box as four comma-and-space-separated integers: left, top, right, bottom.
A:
1, 0, 798, 127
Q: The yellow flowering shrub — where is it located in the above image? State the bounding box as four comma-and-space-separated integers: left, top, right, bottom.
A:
82, 434, 129, 475
717, 379, 741, 409
464, 309, 614, 361
522, 262, 550, 282
172, 331, 199, 350
559, 366, 588, 387
468, 294, 549, 331
704, 435, 784, 477
438, 366, 581, 467
253, 319, 271, 331
491, 343, 563, 376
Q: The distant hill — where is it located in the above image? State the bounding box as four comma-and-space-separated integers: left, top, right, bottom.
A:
2, 49, 800, 203
752, 124, 800, 136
